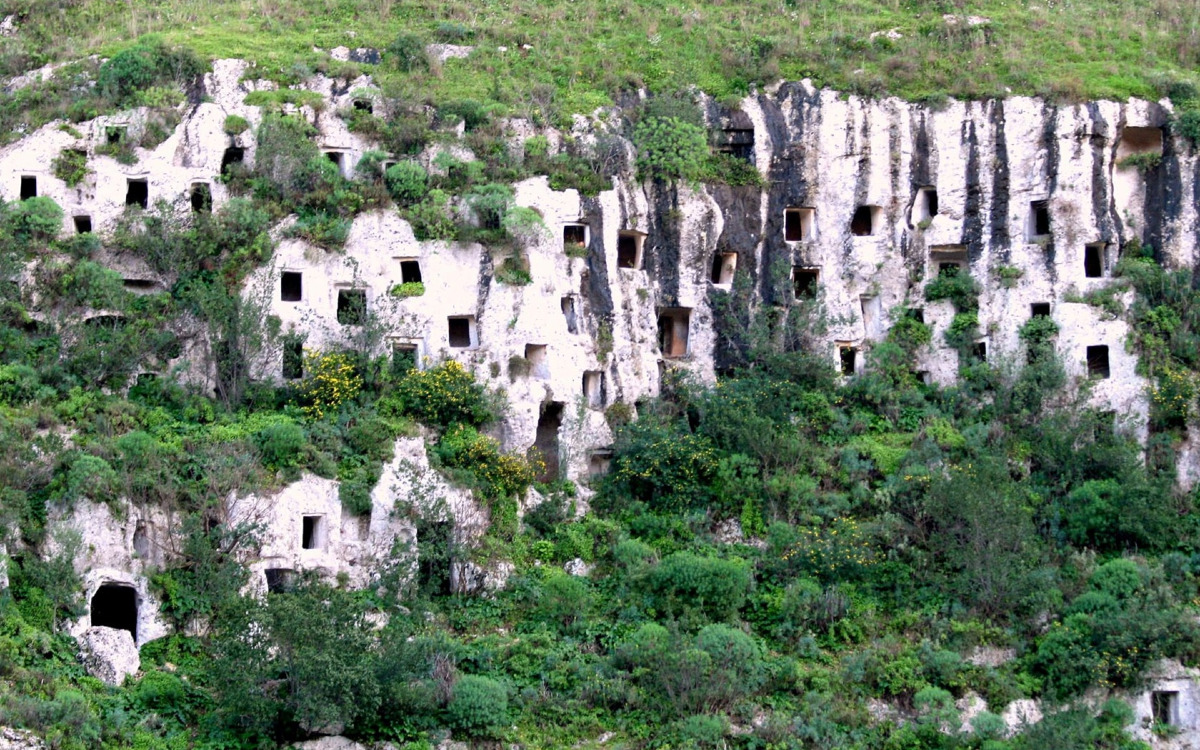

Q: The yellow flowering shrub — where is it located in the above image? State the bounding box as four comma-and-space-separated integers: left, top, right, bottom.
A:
384, 360, 496, 429
300, 350, 362, 419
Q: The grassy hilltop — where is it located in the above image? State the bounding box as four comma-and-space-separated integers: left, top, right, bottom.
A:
5, 0, 1200, 114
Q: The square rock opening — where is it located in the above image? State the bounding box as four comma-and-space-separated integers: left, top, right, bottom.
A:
265, 568, 296, 594
716, 127, 755, 161
19, 175, 36, 200
561, 297, 578, 334
221, 147, 245, 176
123, 279, 157, 293
616, 231, 644, 269
589, 449, 613, 477
282, 335, 304, 380
1117, 126, 1164, 161
583, 370, 605, 408
912, 186, 938, 224
73, 215, 92, 234
793, 267, 820, 299
336, 289, 366, 325
281, 271, 302, 301
448, 316, 476, 348
907, 308, 925, 324
784, 207, 815, 242
1152, 690, 1179, 727
91, 583, 137, 641
930, 245, 968, 276
391, 342, 418, 375
1029, 200, 1051, 239
125, 179, 148, 209
525, 344, 548, 378
105, 125, 126, 145
973, 341, 987, 361
851, 205, 880, 236
534, 401, 564, 482
710, 252, 737, 285
563, 223, 587, 252
325, 151, 345, 173
1031, 302, 1051, 318
1084, 242, 1110, 278
657, 308, 691, 358
1087, 345, 1110, 379
190, 183, 212, 213
301, 515, 326, 549
399, 259, 422, 284
839, 345, 857, 376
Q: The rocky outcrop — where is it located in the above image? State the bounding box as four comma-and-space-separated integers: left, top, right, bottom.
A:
0, 727, 45, 750
77, 626, 140, 685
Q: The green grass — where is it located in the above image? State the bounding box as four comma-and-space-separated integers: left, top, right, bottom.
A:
6, 0, 1200, 119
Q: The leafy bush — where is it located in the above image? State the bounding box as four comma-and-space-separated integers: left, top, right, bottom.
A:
608, 420, 719, 512
405, 189, 457, 240
387, 32, 428, 72
385, 360, 496, 429
633, 116, 709, 182
300, 351, 363, 419
645, 552, 751, 623
51, 148, 89, 187
253, 421, 306, 471
6, 196, 64, 244
924, 269, 979, 311
433, 423, 538, 500
96, 38, 205, 107
385, 161, 428, 205
447, 675, 508, 736
61, 454, 119, 504
389, 281, 426, 298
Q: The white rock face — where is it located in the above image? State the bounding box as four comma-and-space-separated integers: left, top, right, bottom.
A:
78, 626, 140, 685
287, 737, 370, 750
0, 727, 44, 750
1127, 660, 1200, 747
4, 59, 1196, 641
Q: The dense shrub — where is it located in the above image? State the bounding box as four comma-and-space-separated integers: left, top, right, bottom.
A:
433, 423, 538, 500
385, 161, 428, 205
644, 551, 752, 623
633, 116, 709, 182
387, 32, 428, 72
385, 360, 496, 429
447, 675, 508, 736
608, 419, 719, 512
96, 38, 205, 107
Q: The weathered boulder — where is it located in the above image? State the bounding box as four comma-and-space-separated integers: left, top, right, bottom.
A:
288, 737, 370, 750
78, 626, 139, 685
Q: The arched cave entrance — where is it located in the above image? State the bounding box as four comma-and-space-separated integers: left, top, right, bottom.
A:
90, 583, 137, 641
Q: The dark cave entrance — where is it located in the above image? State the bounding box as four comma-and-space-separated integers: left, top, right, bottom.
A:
90, 583, 137, 641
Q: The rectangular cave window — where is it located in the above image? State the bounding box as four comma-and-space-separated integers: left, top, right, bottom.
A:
301, 515, 325, 549
90, 583, 137, 642
1031, 302, 1051, 318
73, 215, 92, 234
851, 205, 880, 236
861, 296, 883, 339
1152, 691, 1179, 727
1030, 200, 1051, 238
264, 568, 296, 594
1117, 126, 1164, 162
448, 316, 476, 348
325, 151, 345, 174
793, 267, 820, 299
353, 98, 373, 114
391, 342, 418, 376
105, 125, 127, 144
907, 307, 925, 324
930, 245, 967, 276
123, 279, 157, 293
1087, 345, 1110, 379
125, 179, 148, 209
973, 341, 987, 361
657, 308, 691, 358
710, 252, 737, 285
561, 296, 578, 334
563, 224, 587, 252
784, 207, 815, 242
282, 335, 304, 380
716, 127, 755, 162
190, 183, 212, 213
616, 231, 644, 269
336, 289, 366, 325
525, 343, 548, 378
839, 345, 857, 376
221, 146, 245, 175
589, 449, 613, 478
281, 271, 302, 301
912, 186, 938, 224
399, 259, 422, 284
19, 175, 36, 200
1084, 242, 1107, 278
583, 370, 605, 408
534, 402, 564, 482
